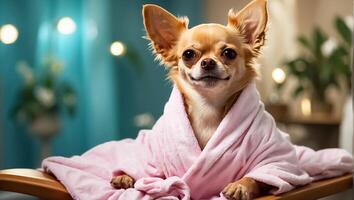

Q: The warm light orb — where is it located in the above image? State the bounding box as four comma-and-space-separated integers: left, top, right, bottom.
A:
301, 98, 312, 117
57, 17, 76, 35
110, 41, 125, 56
272, 68, 286, 84
0, 24, 19, 44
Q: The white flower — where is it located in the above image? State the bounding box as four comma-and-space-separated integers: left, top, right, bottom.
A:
344, 16, 353, 30
35, 86, 56, 107
16, 61, 34, 85
321, 38, 337, 56
134, 113, 155, 128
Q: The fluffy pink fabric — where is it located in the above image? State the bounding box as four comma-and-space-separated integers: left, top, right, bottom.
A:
42, 83, 353, 200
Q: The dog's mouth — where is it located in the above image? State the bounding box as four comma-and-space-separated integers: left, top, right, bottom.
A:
189, 74, 230, 82
188, 73, 231, 88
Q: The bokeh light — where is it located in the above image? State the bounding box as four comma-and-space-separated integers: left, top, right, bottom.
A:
110, 41, 125, 56
0, 24, 19, 44
272, 68, 286, 84
57, 17, 76, 35
301, 98, 311, 116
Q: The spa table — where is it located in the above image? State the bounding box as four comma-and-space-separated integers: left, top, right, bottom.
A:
0, 168, 352, 200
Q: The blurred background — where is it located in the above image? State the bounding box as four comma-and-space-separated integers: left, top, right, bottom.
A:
0, 0, 352, 199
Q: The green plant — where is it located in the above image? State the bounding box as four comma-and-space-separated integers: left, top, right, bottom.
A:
285, 16, 352, 101
334, 16, 352, 90
10, 58, 76, 123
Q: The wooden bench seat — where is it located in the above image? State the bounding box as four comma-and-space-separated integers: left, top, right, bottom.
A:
0, 168, 352, 200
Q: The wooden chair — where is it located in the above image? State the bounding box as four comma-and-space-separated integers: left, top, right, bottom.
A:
0, 169, 352, 200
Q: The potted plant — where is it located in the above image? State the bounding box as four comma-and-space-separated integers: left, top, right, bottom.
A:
10, 58, 76, 158
285, 16, 352, 116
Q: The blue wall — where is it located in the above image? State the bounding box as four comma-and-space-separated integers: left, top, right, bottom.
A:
0, 0, 202, 168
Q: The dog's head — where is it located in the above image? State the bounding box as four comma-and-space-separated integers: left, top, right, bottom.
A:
143, 0, 268, 99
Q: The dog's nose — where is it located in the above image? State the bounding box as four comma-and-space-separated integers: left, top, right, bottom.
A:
201, 58, 216, 70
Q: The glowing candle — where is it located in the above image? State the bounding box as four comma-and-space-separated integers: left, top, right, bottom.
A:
301, 98, 311, 116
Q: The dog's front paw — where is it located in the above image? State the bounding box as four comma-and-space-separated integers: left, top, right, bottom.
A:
110, 175, 135, 189
222, 182, 252, 200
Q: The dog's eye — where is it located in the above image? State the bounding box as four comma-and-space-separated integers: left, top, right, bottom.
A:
222, 48, 237, 60
182, 49, 196, 61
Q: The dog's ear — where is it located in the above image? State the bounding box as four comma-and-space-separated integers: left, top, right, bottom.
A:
143, 4, 188, 65
228, 0, 268, 52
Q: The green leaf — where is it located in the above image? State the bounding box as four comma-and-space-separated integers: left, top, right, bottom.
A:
329, 77, 340, 90
292, 85, 304, 98
286, 58, 315, 80
297, 35, 312, 51
335, 16, 352, 45
319, 63, 332, 84
313, 27, 327, 58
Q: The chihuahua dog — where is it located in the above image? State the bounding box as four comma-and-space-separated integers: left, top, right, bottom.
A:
111, 0, 270, 199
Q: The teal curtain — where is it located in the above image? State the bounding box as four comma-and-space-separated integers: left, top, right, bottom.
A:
0, 0, 202, 168
111, 0, 203, 139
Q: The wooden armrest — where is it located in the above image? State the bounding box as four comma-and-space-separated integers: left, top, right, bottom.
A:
0, 169, 352, 200
0, 168, 71, 200
256, 173, 353, 200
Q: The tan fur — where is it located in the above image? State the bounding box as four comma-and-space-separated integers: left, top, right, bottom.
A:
223, 177, 261, 200
140, 1, 269, 199
110, 174, 134, 189
143, 5, 264, 149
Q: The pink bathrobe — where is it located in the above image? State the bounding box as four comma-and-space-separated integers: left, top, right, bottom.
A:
42, 83, 353, 200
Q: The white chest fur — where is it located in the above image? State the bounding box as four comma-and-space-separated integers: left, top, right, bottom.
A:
187, 98, 223, 149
